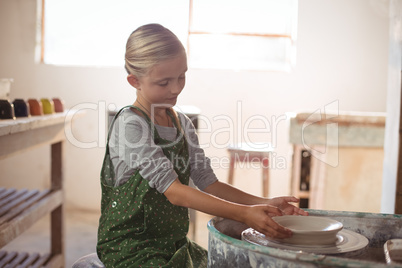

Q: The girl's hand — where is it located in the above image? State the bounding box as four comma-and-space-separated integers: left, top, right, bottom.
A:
267, 196, 309, 216
243, 205, 292, 239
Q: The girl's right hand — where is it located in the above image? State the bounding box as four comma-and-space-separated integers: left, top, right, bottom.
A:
243, 205, 292, 239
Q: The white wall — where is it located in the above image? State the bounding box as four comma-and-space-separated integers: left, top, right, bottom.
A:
381, 0, 402, 213
0, 0, 390, 212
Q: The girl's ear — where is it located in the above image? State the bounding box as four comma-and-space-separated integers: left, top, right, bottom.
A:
127, 74, 141, 90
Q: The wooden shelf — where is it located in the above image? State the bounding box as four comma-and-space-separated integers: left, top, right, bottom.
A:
0, 112, 70, 136
0, 112, 69, 160
0, 251, 63, 268
0, 112, 77, 267
0, 188, 62, 248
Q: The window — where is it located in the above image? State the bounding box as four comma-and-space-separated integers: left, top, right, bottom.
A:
40, 0, 297, 71
188, 0, 298, 71
41, 0, 189, 67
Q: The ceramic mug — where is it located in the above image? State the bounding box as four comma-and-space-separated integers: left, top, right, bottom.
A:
28, 99, 43, 116
13, 99, 30, 117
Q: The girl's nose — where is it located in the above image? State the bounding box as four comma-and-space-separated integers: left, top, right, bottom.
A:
171, 87, 182, 94
172, 80, 184, 94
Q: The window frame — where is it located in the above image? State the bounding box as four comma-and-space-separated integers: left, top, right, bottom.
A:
186, 0, 297, 71
39, 0, 297, 71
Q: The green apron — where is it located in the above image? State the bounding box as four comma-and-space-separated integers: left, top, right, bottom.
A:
97, 106, 207, 267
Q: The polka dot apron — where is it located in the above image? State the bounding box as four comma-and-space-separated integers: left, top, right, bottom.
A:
97, 106, 207, 267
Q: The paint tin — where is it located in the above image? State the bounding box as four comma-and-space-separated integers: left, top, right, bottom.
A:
13, 99, 30, 117
52, 98, 64, 113
28, 99, 43, 116
40, 98, 55, 114
0, 99, 15, 119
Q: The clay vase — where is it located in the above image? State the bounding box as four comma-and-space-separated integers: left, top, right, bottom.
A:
41, 98, 55, 114
52, 98, 64, 113
28, 99, 43, 116
13, 99, 30, 117
0, 99, 15, 119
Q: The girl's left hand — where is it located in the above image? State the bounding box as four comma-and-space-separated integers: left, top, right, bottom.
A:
267, 196, 308, 216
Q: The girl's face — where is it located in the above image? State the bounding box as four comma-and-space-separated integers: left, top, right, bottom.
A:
134, 51, 188, 107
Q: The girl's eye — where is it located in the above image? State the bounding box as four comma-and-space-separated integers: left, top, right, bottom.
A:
158, 81, 169, 87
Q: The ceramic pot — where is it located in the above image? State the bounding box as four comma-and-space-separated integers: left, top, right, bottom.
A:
41, 98, 55, 114
52, 98, 64, 113
0, 99, 15, 119
13, 99, 30, 117
28, 99, 43, 116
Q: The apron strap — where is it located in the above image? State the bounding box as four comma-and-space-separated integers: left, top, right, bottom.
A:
106, 105, 161, 145
107, 105, 133, 143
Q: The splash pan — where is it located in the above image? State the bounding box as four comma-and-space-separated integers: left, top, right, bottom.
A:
242, 228, 369, 255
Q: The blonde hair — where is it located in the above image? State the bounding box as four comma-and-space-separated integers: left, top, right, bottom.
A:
125, 23, 185, 77
125, 24, 185, 131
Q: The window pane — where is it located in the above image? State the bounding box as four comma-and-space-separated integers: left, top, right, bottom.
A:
191, 0, 297, 35
44, 0, 189, 67
189, 34, 293, 71
189, 0, 298, 71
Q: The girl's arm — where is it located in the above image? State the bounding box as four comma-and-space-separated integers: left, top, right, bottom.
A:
164, 179, 292, 239
204, 181, 308, 216
204, 181, 268, 205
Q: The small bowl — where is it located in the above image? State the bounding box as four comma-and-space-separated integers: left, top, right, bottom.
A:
273, 215, 343, 245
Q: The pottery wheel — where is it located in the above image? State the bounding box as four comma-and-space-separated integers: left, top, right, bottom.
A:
241, 228, 369, 255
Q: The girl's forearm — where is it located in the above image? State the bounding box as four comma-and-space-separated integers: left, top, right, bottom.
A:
164, 179, 293, 239
203, 181, 268, 205
165, 179, 249, 223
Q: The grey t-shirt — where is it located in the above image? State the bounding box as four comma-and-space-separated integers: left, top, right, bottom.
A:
109, 109, 218, 193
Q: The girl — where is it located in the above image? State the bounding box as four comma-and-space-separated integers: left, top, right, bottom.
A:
97, 23, 307, 267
